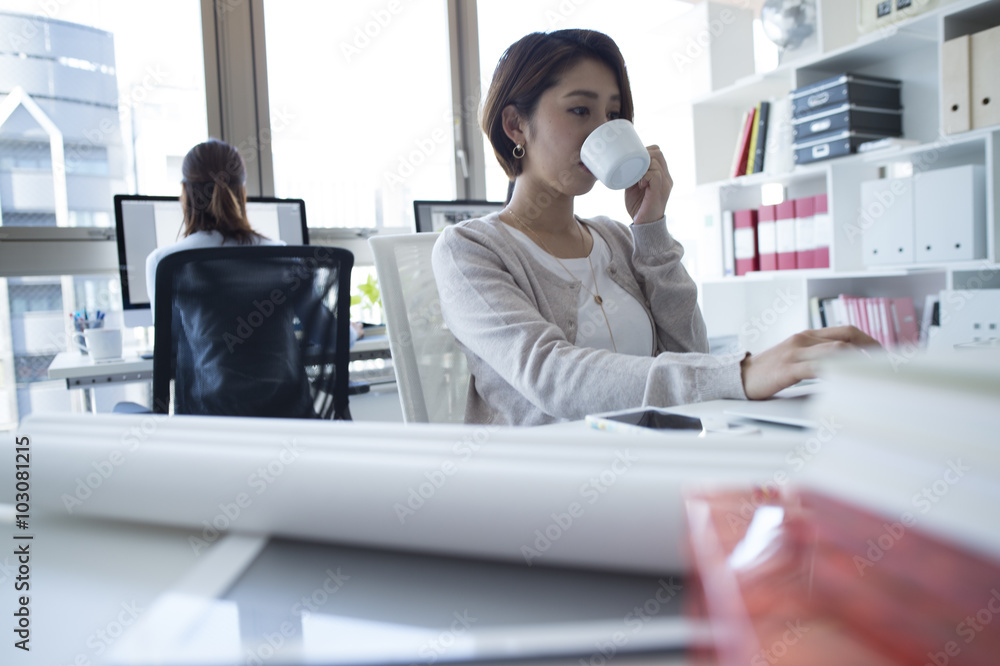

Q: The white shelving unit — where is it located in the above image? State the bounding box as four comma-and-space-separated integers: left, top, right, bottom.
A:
694, 0, 1000, 353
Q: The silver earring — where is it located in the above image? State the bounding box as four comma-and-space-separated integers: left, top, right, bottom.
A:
512, 143, 525, 159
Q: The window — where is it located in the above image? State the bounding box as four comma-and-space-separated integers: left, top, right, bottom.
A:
0, 1, 207, 427
263, 0, 456, 231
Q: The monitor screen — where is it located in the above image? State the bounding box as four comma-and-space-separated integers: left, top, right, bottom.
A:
412, 199, 503, 233
114, 195, 308, 323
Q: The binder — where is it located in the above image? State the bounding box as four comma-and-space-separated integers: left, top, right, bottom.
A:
721, 210, 735, 277
730, 108, 754, 179
941, 35, 971, 135
914, 164, 986, 262
813, 193, 831, 268
856, 296, 871, 337
809, 296, 824, 329
879, 297, 897, 348
866, 298, 882, 346
892, 297, 919, 345
971, 25, 1000, 130
828, 295, 850, 327
744, 102, 762, 176
840, 294, 862, 330
775, 200, 797, 270
793, 196, 815, 269
756, 204, 777, 271
733, 208, 759, 276
860, 177, 914, 266
751, 100, 770, 173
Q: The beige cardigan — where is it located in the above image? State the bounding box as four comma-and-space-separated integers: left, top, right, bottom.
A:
431, 212, 747, 425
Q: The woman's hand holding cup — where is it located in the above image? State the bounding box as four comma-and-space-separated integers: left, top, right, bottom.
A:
625, 145, 672, 225
579, 119, 672, 224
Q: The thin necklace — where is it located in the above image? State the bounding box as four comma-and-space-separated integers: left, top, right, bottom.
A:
504, 208, 618, 353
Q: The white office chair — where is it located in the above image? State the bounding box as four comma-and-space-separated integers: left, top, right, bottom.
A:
368, 233, 469, 423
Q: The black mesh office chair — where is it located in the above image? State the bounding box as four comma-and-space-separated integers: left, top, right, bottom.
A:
149, 245, 359, 419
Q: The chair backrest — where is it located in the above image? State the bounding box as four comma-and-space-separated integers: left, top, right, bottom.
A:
369, 233, 469, 423
153, 245, 354, 419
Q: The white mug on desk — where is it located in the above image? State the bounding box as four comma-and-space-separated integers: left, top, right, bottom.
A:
74, 328, 123, 362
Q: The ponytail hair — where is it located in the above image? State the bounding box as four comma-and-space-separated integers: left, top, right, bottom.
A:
179, 139, 263, 244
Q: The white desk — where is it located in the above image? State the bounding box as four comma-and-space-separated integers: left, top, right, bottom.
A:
349, 333, 392, 359
47, 350, 154, 388
46, 336, 395, 414
47, 336, 392, 386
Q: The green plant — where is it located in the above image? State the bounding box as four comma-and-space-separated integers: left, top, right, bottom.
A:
352, 274, 381, 311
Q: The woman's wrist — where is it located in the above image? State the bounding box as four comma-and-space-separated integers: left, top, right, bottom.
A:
632, 214, 666, 226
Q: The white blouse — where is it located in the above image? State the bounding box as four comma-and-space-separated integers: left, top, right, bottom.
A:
506, 222, 654, 356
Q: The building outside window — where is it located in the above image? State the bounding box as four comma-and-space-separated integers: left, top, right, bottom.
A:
0, 2, 207, 427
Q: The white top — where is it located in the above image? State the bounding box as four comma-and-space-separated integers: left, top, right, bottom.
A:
506, 222, 654, 357
145, 230, 283, 323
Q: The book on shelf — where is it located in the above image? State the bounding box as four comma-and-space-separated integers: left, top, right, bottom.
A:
750, 100, 770, 174
808, 295, 920, 349
730, 107, 756, 178
744, 102, 762, 176
763, 96, 795, 176
730, 99, 784, 177
920, 293, 940, 348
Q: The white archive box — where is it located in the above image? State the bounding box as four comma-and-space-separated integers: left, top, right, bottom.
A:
971, 24, 1000, 130
941, 34, 972, 135
860, 176, 914, 266
914, 164, 986, 262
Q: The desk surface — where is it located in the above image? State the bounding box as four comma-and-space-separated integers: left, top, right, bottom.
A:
1, 508, 691, 666
47, 350, 152, 380
47, 335, 393, 385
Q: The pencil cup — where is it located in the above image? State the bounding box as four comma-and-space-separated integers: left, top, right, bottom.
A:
580, 119, 650, 190
75, 328, 122, 361
72, 319, 104, 355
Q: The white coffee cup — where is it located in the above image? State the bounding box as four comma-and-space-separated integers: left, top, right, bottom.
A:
74, 328, 123, 362
580, 119, 651, 190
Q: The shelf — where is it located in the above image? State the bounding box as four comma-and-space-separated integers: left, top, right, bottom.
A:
692, 68, 794, 108
693, 0, 947, 108
698, 163, 828, 191
699, 126, 997, 191
696, 0, 999, 346
857, 127, 996, 163
700, 266, 948, 286
793, 14, 939, 79
943, 0, 1000, 39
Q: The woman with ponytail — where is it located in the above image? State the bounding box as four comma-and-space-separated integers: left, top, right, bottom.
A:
146, 139, 363, 343
144, 139, 282, 312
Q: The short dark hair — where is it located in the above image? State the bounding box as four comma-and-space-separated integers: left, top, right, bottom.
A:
481, 29, 635, 181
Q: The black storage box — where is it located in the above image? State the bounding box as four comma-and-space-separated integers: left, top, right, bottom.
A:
791, 73, 902, 117
793, 103, 903, 143
793, 130, 891, 165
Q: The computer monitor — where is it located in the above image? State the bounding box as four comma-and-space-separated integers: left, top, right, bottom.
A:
114, 194, 309, 328
412, 199, 503, 233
